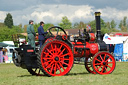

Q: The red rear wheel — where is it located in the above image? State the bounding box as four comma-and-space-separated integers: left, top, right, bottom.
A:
85, 57, 96, 74
92, 51, 116, 75
38, 40, 74, 76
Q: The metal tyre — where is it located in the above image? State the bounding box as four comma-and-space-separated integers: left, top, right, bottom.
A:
92, 51, 116, 75
84, 57, 96, 74
38, 39, 74, 76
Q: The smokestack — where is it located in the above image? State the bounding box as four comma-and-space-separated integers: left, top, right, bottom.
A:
95, 12, 101, 40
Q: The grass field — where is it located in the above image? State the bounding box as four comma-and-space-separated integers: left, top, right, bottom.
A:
0, 62, 128, 85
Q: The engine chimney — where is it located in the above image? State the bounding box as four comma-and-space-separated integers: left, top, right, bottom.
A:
95, 12, 101, 40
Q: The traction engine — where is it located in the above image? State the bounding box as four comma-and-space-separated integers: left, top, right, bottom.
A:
12, 12, 116, 76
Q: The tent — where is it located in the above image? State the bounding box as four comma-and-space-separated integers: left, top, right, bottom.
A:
0, 51, 3, 63
103, 33, 128, 61
113, 44, 123, 61
123, 38, 128, 61
0, 42, 14, 47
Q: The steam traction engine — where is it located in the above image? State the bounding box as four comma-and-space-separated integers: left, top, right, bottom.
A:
12, 12, 116, 76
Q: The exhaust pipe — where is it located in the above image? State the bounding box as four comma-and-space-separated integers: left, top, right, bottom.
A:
95, 12, 101, 41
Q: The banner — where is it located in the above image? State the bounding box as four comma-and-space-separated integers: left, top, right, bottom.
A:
103, 33, 128, 44
0, 51, 3, 63
7, 53, 13, 63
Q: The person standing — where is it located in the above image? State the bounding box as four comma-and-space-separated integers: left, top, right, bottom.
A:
38, 21, 48, 47
27, 20, 36, 50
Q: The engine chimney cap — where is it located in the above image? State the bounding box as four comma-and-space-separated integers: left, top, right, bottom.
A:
95, 12, 101, 16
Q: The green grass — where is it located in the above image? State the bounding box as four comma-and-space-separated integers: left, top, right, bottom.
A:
0, 62, 128, 85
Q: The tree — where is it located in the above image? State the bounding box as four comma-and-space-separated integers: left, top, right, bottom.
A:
106, 22, 111, 30
4, 13, 13, 28
110, 20, 116, 29
33, 23, 40, 33
43, 23, 54, 31
119, 16, 127, 32
23, 25, 28, 33
73, 22, 79, 29
0, 26, 23, 42
33, 23, 54, 33
58, 16, 72, 29
123, 16, 127, 27
78, 21, 86, 29
18, 23, 22, 28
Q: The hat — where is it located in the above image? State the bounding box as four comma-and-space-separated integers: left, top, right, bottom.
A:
29, 20, 34, 23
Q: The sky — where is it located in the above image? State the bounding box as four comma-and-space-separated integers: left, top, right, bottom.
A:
0, 0, 128, 26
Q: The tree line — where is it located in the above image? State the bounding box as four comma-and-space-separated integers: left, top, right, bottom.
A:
0, 13, 128, 42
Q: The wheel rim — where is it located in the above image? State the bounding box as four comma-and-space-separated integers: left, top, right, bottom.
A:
92, 52, 116, 74
85, 57, 96, 74
12, 51, 20, 66
41, 40, 73, 76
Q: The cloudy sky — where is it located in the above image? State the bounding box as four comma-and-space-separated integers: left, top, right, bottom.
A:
0, 0, 128, 26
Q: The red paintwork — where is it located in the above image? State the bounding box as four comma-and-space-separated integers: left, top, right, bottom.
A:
45, 37, 55, 43
89, 33, 95, 41
71, 42, 99, 57
62, 34, 67, 40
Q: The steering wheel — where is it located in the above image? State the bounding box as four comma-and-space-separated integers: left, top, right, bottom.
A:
48, 26, 67, 36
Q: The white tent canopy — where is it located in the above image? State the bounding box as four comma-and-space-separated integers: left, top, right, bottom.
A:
103, 33, 128, 44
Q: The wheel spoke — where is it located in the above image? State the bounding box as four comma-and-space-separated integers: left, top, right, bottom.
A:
50, 63, 54, 73
34, 68, 37, 72
104, 66, 108, 72
46, 48, 53, 55
61, 61, 69, 67
60, 53, 70, 58
38, 69, 41, 74
63, 58, 70, 61
108, 62, 113, 64
88, 66, 92, 68
42, 60, 52, 66
43, 52, 48, 55
94, 63, 101, 65
95, 58, 102, 62
58, 62, 65, 71
46, 61, 54, 69
57, 63, 62, 73
107, 65, 112, 69
54, 63, 57, 74
105, 57, 111, 62
59, 48, 66, 56
97, 65, 102, 70
59, 45, 63, 51
55, 44, 57, 54
42, 57, 52, 60
51, 44, 54, 52
100, 55, 104, 61
101, 66, 105, 73
104, 54, 106, 60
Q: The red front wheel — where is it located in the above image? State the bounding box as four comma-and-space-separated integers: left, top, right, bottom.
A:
38, 39, 74, 76
92, 51, 116, 75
